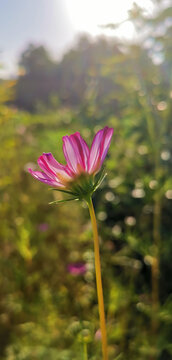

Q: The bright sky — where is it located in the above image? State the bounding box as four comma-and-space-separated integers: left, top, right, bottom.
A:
0, 0, 153, 78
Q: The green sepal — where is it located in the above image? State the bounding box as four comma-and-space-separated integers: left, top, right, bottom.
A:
93, 168, 107, 192
49, 168, 107, 204
50, 188, 78, 196
49, 198, 79, 205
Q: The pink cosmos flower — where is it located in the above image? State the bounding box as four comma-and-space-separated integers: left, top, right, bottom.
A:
29, 126, 113, 201
37, 223, 49, 232
67, 262, 87, 275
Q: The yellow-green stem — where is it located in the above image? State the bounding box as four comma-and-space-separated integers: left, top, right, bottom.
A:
83, 341, 88, 360
88, 197, 108, 360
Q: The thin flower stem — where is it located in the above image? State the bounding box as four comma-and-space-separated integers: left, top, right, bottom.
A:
87, 197, 108, 360
83, 341, 88, 360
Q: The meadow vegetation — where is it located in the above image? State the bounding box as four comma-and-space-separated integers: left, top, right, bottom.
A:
0, 1, 172, 359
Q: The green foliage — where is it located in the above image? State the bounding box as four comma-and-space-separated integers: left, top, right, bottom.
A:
0, 1, 172, 359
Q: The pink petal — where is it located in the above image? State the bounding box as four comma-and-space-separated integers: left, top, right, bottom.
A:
70, 132, 89, 171
38, 155, 57, 180
28, 169, 64, 187
88, 128, 104, 174
88, 127, 113, 174
63, 135, 85, 174
41, 153, 73, 181
99, 127, 114, 164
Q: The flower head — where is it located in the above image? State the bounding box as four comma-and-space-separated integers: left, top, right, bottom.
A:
29, 126, 113, 202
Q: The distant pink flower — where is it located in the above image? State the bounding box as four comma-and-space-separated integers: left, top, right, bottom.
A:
37, 223, 49, 232
95, 329, 102, 340
68, 262, 87, 275
29, 126, 113, 200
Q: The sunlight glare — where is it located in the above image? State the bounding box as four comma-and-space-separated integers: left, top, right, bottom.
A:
65, 0, 136, 38
64, 0, 154, 39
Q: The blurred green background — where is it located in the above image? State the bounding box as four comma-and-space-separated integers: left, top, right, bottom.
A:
0, 1, 172, 359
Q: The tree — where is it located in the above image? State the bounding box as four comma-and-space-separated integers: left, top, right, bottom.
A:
15, 44, 59, 111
